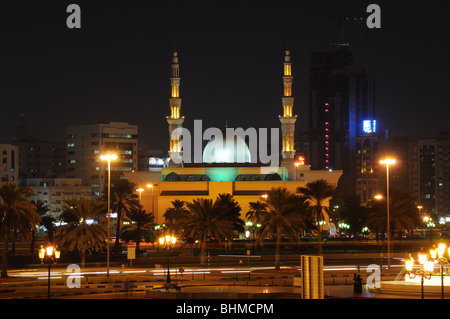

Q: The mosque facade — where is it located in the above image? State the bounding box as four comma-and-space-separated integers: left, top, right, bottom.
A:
125, 49, 342, 234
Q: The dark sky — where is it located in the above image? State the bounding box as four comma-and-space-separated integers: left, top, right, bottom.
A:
1, 1, 448, 153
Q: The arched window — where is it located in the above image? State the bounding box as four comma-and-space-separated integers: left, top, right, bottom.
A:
264, 173, 282, 181
164, 172, 181, 181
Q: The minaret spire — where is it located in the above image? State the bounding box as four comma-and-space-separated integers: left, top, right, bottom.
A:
279, 49, 297, 180
279, 49, 296, 159
167, 49, 185, 166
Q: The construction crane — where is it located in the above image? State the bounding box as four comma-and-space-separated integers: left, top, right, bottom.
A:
329, 7, 364, 47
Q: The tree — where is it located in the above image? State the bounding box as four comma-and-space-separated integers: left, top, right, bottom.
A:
366, 187, 420, 247
57, 198, 107, 267
181, 198, 234, 264
105, 180, 140, 247
217, 193, 245, 234
0, 183, 40, 278
336, 194, 369, 238
246, 201, 268, 226
121, 208, 155, 251
163, 199, 189, 235
297, 179, 336, 255
246, 201, 268, 249
30, 200, 55, 252
258, 187, 309, 269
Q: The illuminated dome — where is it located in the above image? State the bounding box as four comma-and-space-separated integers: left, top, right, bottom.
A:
203, 133, 251, 163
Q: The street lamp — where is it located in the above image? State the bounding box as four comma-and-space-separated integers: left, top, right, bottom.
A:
38, 244, 60, 299
137, 188, 144, 202
429, 243, 450, 299
380, 158, 395, 269
100, 153, 117, 277
147, 184, 154, 216
374, 194, 383, 200
405, 253, 434, 299
159, 235, 177, 283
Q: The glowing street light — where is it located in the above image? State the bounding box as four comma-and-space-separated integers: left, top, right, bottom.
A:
159, 235, 177, 283
100, 153, 117, 276
147, 184, 154, 217
137, 188, 144, 202
38, 244, 60, 299
405, 253, 433, 299
429, 243, 450, 299
380, 158, 396, 269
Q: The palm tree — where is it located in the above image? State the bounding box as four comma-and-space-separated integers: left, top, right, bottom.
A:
30, 200, 53, 253
57, 198, 107, 267
366, 187, 419, 249
217, 193, 245, 233
297, 179, 336, 255
258, 187, 309, 269
181, 198, 234, 264
246, 201, 268, 249
0, 183, 40, 278
106, 180, 140, 247
336, 194, 369, 238
121, 208, 154, 251
246, 201, 268, 226
163, 199, 189, 234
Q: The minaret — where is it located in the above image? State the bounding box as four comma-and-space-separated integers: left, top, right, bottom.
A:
167, 50, 185, 166
279, 49, 297, 180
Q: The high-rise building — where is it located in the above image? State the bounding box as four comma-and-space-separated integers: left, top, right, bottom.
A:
66, 121, 138, 197
308, 48, 375, 195
0, 144, 18, 185
12, 125, 66, 179
409, 132, 450, 218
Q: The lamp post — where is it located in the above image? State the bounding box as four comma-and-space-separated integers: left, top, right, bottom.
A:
405, 253, 434, 299
38, 244, 60, 299
147, 184, 154, 216
100, 153, 117, 277
159, 235, 176, 283
380, 158, 395, 269
137, 188, 144, 202
429, 243, 450, 299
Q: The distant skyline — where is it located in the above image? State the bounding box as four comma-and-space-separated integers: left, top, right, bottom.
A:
1, 1, 449, 153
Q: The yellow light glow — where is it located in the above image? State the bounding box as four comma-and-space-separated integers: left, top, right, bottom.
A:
46, 246, 54, 257
418, 253, 428, 265
171, 237, 177, 244
405, 259, 414, 271
438, 243, 447, 258
147, 184, 153, 188
380, 159, 396, 165
137, 188, 144, 192
55, 249, 61, 259
374, 194, 383, 200
159, 237, 165, 245
100, 154, 118, 161
430, 248, 437, 259
424, 260, 434, 273
39, 246, 45, 260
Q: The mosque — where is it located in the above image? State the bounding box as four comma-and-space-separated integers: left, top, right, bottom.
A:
125, 49, 342, 234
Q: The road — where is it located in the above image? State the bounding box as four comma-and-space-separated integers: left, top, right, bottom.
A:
0, 261, 405, 299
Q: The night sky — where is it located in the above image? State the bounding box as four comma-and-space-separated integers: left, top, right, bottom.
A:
1, 1, 448, 154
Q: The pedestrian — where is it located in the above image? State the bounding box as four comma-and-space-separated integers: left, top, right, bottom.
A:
352, 273, 358, 293
355, 274, 362, 293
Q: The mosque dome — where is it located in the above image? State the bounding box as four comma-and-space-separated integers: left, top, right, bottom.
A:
202, 133, 251, 164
